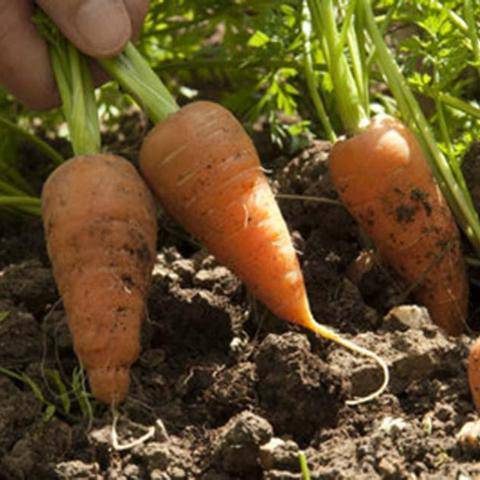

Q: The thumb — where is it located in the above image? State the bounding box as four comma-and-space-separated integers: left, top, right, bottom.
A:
36, 0, 132, 58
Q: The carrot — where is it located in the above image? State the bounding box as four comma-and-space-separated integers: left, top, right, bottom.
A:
329, 115, 468, 335
42, 154, 157, 404
100, 45, 392, 405
302, 0, 469, 335
137, 100, 388, 404
139, 101, 309, 327
468, 338, 480, 411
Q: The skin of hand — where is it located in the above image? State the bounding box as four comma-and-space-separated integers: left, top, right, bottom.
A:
0, 0, 150, 110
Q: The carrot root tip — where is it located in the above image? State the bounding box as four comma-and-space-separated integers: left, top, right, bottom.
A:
110, 406, 155, 451
307, 318, 390, 405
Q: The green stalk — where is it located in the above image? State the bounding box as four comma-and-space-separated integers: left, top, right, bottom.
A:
435, 98, 453, 160
36, 12, 100, 156
337, 0, 357, 55
301, 0, 336, 142
0, 115, 63, 165
437, 92, 480, 119
298, 452, 312, 480
0, 161, 33, 195
100, 43, 179, 124
0, 176, 41, 216
337, 0, 368, 109
360, 0, 480, 253
0, 195, 41, 216
354, 2, 370, 111
49, 42, 100, 156
464, 0, 480, 79
0, 177, 29, 197
307, 0, 368, 134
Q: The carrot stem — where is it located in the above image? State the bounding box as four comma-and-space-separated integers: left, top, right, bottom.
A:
36, 11, 101, 156
99, 43, 179, 124
50, 42, 100, 156
301, 0, 336, 142
307, 0, 369, 134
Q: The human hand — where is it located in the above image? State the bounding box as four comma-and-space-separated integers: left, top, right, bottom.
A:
0, 0, 149, 110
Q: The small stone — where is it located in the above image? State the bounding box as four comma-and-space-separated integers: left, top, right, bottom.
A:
383, 305, 431, 332
170, 466, 186, 479
458, 420, 480, 450
263, 471, 301, 480
213, 411, 273, 474
336, 328, 461, 397
259, 438, 300, 471
377, 457, 398, 477
378, 416, 409, 436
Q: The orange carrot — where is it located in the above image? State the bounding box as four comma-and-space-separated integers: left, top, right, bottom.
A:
42, 154, 157, 404
140, 101, 309, 328
139, 100, 388, 404
329, 115, 468, 335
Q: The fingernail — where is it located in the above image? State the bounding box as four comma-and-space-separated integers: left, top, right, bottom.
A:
76, 0, 131, 57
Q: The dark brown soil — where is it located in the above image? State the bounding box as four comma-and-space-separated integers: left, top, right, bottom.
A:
0, 141, 479, 479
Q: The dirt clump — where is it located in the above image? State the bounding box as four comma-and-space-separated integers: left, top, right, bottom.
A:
0, 141, 479, 479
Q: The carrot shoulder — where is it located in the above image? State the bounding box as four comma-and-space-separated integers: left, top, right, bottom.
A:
42, 154, 157, 404
329, 115, 468, 335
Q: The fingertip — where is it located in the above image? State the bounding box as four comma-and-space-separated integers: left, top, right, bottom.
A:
74, 0, 132, 57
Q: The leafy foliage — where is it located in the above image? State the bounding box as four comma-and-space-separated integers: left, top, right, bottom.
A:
1, 0, 480, 217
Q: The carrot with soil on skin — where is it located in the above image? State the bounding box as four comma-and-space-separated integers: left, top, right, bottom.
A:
305, 0, 469, 336
42, 155, 157, 404
100, 47, 389, 405
329, 115, 468, 335
39, 21, 157, 406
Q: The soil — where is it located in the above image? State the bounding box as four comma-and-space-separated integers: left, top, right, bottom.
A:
1, 140, 479, 479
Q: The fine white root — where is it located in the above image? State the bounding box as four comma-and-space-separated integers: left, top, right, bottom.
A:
110, 406, 155, 451
308, 318, 389, 406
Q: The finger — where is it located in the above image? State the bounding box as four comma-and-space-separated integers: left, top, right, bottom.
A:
89, 0, 150, 89
0, 0, 58, 109
123, 0, 150, 40
36, 0, 132, 58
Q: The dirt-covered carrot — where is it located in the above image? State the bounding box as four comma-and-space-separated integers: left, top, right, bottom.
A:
40, 20, 157, 405
305, 0, 469, 335
42, 155, 157, 403
100, 46, 389, 406
329, 115, 468, 335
